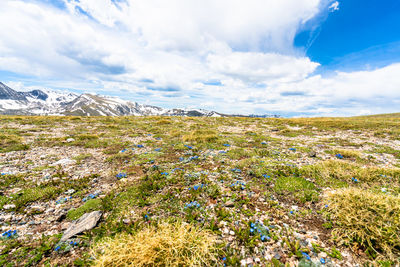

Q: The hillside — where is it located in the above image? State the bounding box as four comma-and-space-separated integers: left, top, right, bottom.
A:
0, 115, 399, 266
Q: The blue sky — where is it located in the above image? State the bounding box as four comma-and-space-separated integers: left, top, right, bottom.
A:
296, 0, 400, 71
0, 0, 399, 116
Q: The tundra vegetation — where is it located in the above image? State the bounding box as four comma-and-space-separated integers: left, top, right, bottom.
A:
0, 114, 399, 266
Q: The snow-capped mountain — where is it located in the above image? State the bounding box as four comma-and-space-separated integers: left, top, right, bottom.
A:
0, 82, 225, 117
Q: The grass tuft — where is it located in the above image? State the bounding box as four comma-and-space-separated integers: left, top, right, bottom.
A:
325, 187, 400, 261
91, 221, 220, 266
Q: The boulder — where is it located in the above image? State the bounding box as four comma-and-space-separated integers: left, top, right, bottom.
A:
60, 211, 102, 241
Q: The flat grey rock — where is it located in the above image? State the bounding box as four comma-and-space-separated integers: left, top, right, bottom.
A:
60, 211, 102, 241
225, 200, 235, 207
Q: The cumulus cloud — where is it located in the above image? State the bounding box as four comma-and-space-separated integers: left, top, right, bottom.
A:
0, 0, 398, 116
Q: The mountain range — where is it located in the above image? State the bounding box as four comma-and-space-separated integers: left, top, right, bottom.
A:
0, 82, 279, 117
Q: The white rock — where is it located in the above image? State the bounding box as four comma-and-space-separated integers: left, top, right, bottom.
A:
66, 138, 75, 143
3, 204, 16, 210
229, 230, 235, 236
318, 252, 327, 258
51, 158, 76, 166
65, 189, 75, 195
246, 257, 253, 265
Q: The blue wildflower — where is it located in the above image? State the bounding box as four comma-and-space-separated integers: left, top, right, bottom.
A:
116, 172, 127, 179
55, 246, 61, 251
223, 144, 231, 147
154, 148, 161, 152
302, 252, 311, 261
320, 258, 326, 264
184, 145, 193, 149
189, 156, 199, 161
289, 148, 296, 152
335, 153, 344, 159
351, 177, 359, 183
137, 144, 144, 148
1, 229, 18, 240
184, 201, 200, 209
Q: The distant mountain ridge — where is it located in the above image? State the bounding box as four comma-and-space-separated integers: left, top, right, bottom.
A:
0, 82, 279, 117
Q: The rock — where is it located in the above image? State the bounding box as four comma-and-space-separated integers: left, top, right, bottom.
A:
3, 204, 16, 210
45, 208, 55, 214
229, 230, 235, 236
30, 205, 45, 213
246, 257, 253, 266
123, 219, 130, 224
274, 253, 281, 260
65, 189, 75, 195
300, 239, 309, 247
60, 211, 102, 241
56, 212, 67, 222
66, 138, 75, 143
318, 252, 327, 258
308, 150, 317, 157
51, 158, 76, 166
225, 200, 235, 207
10, 188, 22, 195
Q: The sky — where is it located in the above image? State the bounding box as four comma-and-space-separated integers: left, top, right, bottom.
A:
0, 0, 399, 117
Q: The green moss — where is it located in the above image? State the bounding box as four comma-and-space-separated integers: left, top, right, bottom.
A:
67, 199, 103, 220
274, 176, 319, 203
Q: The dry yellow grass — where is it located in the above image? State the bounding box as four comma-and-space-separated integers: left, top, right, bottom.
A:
302, 160, 400, 186
332, 149, 362, 159
325, 188, 400, 261
182, 129, 219, 143
91, 222, 220, 266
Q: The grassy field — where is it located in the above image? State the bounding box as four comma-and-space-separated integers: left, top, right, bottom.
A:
0, 115, 399, 266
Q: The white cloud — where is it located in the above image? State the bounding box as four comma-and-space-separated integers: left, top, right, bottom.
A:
329, 1, 339, 12
0, 0, 398, 116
